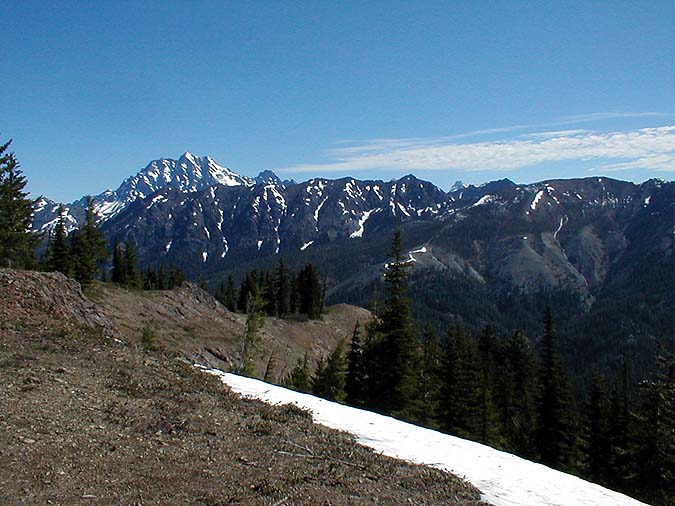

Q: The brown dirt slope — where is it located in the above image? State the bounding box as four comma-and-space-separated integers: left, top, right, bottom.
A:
0, 268, 485, 505
87, 281, 370, 381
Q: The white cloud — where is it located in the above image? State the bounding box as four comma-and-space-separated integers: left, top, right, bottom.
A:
280, 126, 675, 175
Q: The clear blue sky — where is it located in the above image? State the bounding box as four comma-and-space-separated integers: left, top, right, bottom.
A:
3, 1, 673, 202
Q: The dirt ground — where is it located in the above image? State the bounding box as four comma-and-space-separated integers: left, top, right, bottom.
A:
0, 269, 486, 505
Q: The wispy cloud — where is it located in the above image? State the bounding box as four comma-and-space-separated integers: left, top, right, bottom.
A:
280, 126, 675, 175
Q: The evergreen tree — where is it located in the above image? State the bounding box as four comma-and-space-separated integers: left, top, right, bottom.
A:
224, 274, 237, 311
167, 263, 185, 288
123, 240, 139, 288
440, 328, 481, 438
345, 322, 368, 406
157, 264, 167, 290
627, 345, 675, 505
285, 352, 312, 393
274, 257, 291, 318
536, 307, 579, 472
297, 263, 323, 319
312, 340, 348, 402
368, 227, 419, 419
476, 324, 501, 446
111, 237, 124, 283
584, 371, 612, 485
498, 329, 538, 459
262, 270, 276, 316
48, 204, 70, 275
0, 138, 40, 268
416, 322, 443, 427
235, 291, 265, 376
71, 196, 107, 285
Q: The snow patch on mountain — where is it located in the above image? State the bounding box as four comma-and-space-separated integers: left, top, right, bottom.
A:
203, 370, 647, 506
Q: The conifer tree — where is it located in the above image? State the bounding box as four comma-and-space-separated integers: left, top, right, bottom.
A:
345, 322, 368, 406
285, 352, 312, 393
368, 227, 419, 418
224, 274, 237, 311
536, 307, 579, 472
274, 257, 290, 318
111, 238, 124, 283
123, 240, 139, 288
476, 324, 501, 446
498, 329, 538, 458
297, 263, 322, 319
312, 340, 348, 402
416, 322, 443, 427
584, 371, 612, 485
235, 291, 265, 376
71, 196, 107, 285
0, 138, 40, 268
48, 204, 70, 275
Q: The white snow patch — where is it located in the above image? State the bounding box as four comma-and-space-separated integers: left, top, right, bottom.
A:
204, 226, 210, 239
202, 370, 648, 506
471, 195, 495, 207
165, 241, 172, 252
314, 197, 329, 223
350, 209, 375, 238
530, 190, 545, 210
257, 240, 263, 250
202, 251, 208, 262
644, 196, 651, 206
300, 241, 314, 251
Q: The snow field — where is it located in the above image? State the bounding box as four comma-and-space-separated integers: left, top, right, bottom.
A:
201, 369, 648, 506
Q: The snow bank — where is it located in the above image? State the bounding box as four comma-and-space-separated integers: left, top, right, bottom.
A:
202, 369, 647, 506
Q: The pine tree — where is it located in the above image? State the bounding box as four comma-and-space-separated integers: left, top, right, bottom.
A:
584, 371, 612, 485
274, 257, 290, 318
416, 322, 443, 427
224, 274, 237, 311
311, 341, 348, 402
71, 196, 107, 285
235, 291, 265, 376
627, 345, 675, 505
476, 324, 501, 446
112, 237, 124, 283
48, 204, 70, 275
297, 264, 323, 319
375, 227, 420, 418
285, 352, 312, 393
123, 240, 139, 288
498, 329, 538, 459
345, 322, 368, 406
0, 138, 40, 268
536, 307, 579, 472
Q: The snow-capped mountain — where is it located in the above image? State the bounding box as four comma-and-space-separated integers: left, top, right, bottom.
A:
32, 152, 254, 232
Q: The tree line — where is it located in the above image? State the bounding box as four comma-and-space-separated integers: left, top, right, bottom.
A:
215, 259, 326, 320
283, 227, 674, 506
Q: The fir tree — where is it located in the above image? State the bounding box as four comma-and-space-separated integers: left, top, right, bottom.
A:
498, 329, 538, 459
476, 324, 501, 446
285, 352, 312, 393
111, 237, 124, 283
48, 204, 70, 275
71, 196, 107, 285
274, 257, 291, 318
224, 274, 237, 311
536, 307, 579, 472
416, 322, 443, 427
297, 263, 323, 319
123, 240, 139, 288
369, 227, 419, 419
235, 291, 265, 376
584, 371, 612, 485
345, 322, 367, 406
0, 138, 40, 268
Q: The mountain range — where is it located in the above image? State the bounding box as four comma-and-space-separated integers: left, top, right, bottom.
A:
33, 153, 674, 382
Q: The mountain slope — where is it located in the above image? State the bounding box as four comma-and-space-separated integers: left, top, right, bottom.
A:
0, 268, 483, 506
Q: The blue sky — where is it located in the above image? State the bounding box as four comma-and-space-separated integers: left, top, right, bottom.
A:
3, 1, 673, 202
